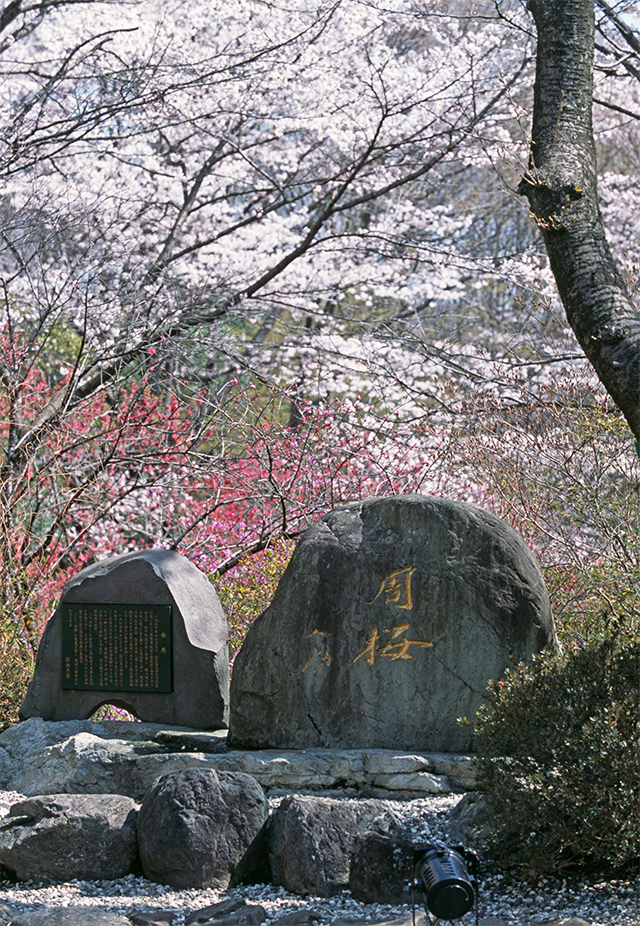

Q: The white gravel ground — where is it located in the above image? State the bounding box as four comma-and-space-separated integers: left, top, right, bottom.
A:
0, 792, 638, 926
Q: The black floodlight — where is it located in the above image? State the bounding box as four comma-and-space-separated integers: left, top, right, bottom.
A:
413, 843, 479, 923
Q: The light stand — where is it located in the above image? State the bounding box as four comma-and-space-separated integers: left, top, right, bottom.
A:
412, 843, 479, 925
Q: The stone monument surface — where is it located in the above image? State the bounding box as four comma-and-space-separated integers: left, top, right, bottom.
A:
228, 494, 555, 752
20, 549, 229, 729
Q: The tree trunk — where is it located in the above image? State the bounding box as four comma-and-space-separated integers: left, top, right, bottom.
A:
519, 0, 640, 440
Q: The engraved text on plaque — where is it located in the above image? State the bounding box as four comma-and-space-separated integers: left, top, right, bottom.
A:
61, 603, 173, 692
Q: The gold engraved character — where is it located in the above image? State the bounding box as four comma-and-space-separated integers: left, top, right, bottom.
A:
378, 623, 433, 660
302, 629, 333, 673
369, 566, 416, 610
350, 624, 432, 666
349, 627, 381, 666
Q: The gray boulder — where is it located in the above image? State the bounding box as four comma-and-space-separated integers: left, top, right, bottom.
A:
137, 768, 269, 889
268, 795, 403, 897
446, 792, 492, 850
0, 721, 168, 800
21, 549, 229, 730
229, 495, 555, 752
0, 794, 138, 882
349, 832, 415, 904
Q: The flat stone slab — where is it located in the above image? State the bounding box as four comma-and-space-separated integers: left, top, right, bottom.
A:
9, 912, 131, 926
0, 719, 476, 799
330, 915, 428, 926
229, 495, 555, 752
184, 899, 267, 926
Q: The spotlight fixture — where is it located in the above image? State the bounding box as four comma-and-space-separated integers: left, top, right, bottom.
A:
412, 843, 479, 924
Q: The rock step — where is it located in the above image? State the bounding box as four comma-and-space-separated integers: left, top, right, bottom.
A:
159, 742, 476, 794
0, 719, 476, 799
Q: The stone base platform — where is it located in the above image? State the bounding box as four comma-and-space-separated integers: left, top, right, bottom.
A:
0, 719, 476, 800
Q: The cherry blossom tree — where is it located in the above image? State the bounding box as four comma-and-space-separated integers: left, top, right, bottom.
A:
0, 0, 534, 616
1, 0, 639, 651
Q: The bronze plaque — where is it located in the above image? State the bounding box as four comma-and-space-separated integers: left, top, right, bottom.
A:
61, 603, 173, 692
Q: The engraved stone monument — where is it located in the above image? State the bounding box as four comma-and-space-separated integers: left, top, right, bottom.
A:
21, 549, 229, 729
228, 495, 555, 752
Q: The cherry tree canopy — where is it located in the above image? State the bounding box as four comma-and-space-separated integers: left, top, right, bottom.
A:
0, 0, 638, 628
0, 0, 541, 403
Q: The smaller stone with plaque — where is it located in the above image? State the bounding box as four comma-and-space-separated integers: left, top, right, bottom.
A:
21, 549, 229, 730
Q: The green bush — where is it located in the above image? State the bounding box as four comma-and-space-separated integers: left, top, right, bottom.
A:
213, 539, 294, 658
475, 638, 640, 873
0, 627, 33, 729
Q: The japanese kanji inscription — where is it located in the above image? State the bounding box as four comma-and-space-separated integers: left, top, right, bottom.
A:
349, 622, 433, 667
369, 566, 416, 610
301, 565, 432, 672
61, 602, 173, 693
